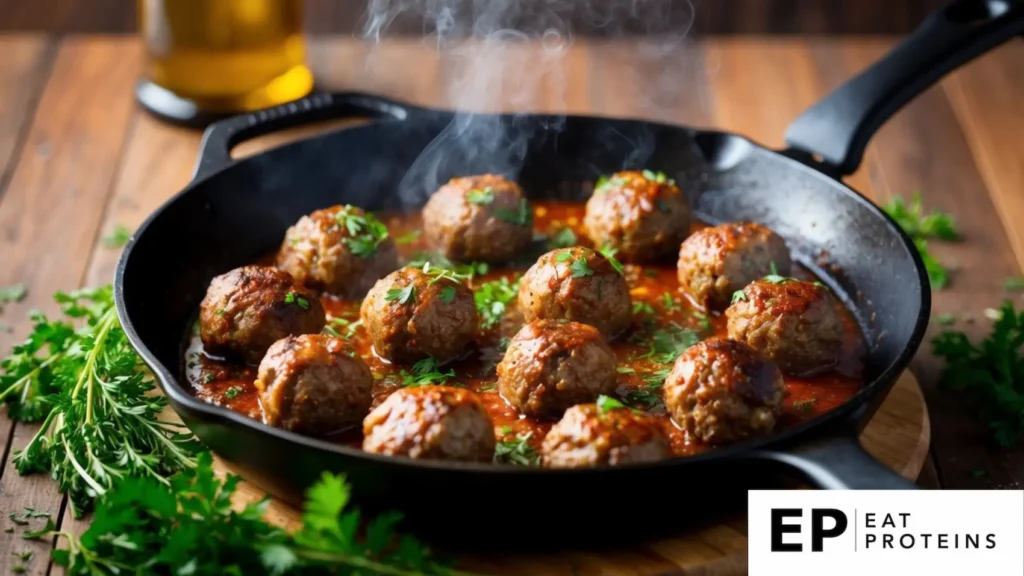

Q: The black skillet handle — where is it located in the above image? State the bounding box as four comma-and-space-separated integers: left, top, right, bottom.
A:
754, 434, 920, 490
192, 92, 425, 181
784, 0, 1024, 177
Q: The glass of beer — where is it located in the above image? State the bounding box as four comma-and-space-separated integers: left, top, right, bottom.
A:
136, 0, 314, 127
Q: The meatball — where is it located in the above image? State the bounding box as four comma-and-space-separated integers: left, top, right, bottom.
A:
360, 266, 477, 363
199, 265, 326, 364
663, 337, 785, 445
276, 204, 399, 299
677, 222, 792, 311
726, 279, 844, 375
362, 386, 496, 461
422, 174, 534, 263
541, 403, 672, 468
254, 334, 373, 436
582, 170, 691, 263
496, 319, 618, 419
517, 246, 631, 338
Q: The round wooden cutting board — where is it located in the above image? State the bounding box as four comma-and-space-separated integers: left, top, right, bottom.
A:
217, 371, 930, 576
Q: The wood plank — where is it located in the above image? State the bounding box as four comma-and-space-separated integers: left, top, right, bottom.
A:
816, 40, 1024, 490
0, 37, 141, 574
0, 35, 52, 197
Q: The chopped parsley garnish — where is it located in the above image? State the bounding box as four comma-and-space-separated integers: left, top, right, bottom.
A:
598, 245, 625, 275
474, 276, 520, 328
633, 322, 701, 364
622, 367, 670, 411
324, 317, 362, 339
548, 227, 578, 249
495, 199, 533, 227
633, 301, 655, 316
399, 356, 455, 387
284, 291, 311, 310
466, 187, 495, 205
661, 293, 682, 312
385, 284, 416, 305
882, 193, 958, 290
406, 253, 488, 282
569, 258, 593, 278
224, 386, 242, 399
102, 223, 132, 248
595, 175, 610, 189
439, 286, 456, 304
731, 290, 748, 304
335, 206, 391, 258
0, 283, 27, 306
596, 395, 626, 412
394, 229, 421, 244
933, 299, 1024, 446
690, 311, 711, 330
763, 274, 794, 284
1005, 276, 1024, 291
641, 169, 675, 185
420, 261, 471, 286
494, 432, 541, 466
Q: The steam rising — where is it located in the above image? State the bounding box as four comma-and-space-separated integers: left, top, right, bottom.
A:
358, 0, 698, 206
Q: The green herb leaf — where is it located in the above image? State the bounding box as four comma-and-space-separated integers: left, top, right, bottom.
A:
596, 395, 626, 412
336, 206, 391, 258
224, 386, 242, 399
883, 193, 958, 290
933, 299, 1024, 447
548, 227, 577, 250
439, 286, 456, 304
394, 230, 421, 245
102, 224, 132, 249
406, 253, 488, 282
598, 245, 624, 275
495, 199, 533, 227
474, 276, 520, 329
385, 284, 416, 306
466, 187, 495, 205
494, 432, 541, 466
594, 175, 610, 190
641, 169, 675, 185
398, 356, 455, 387
0, 285, 200, 517
0, 283, 26, 304
569, 258, 594, 279
731, 290, 747, 304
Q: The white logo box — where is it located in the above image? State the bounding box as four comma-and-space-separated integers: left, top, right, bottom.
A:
748, 490, 1024, 576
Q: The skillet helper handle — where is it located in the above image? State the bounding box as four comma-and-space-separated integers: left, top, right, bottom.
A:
784, 0, 1024, 177
192, 92, 419, 181
758, 435, 920, 490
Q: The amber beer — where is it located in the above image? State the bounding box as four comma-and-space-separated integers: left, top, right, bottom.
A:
137, 0, 313, 123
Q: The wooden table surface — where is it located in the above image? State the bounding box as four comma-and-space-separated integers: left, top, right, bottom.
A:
0, 33, 1023, 573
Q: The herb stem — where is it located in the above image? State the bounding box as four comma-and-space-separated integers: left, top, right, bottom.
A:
0, 352, 62, 403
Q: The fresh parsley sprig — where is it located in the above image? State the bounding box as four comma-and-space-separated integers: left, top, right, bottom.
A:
406, 253, 489, 283
495, 199, 533, 227
397, 356, 455, 387
882, 193, 958, 290
23, 451, 476, 576
473, 276, 520, 329
336, 206, 391, 258
494, 427, 540, 466
933, 299, 1024, 447
0, 286, 201, 518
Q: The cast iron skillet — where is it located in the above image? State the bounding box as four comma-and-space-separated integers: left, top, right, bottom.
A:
115, 0, 1024, 547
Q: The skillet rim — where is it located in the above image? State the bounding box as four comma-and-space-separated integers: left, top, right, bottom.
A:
113, 112, 932, 475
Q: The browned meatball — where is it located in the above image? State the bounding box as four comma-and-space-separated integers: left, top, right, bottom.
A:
362, 386, 496, 461
541, 402, 672, 468
726, 279, 844, 375
199, 265, 326, 364
677, 222, 792, 311
254, 334, 373, 436
422, 174, 534, 263
360, 266, 477, 363
276, 204, 399, 299
496, 320, 618, 419
582, 170, 691, 263
517, 246, 631, 338
663, 337, 785, 445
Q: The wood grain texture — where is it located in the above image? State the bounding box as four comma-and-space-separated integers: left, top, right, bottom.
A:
215, 372, 928, 576
0, 35, 52, 197
818, 40, 1024, 491
0, 37, 140, 574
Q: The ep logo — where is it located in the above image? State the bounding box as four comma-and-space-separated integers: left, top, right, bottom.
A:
771, 508, 848, 552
